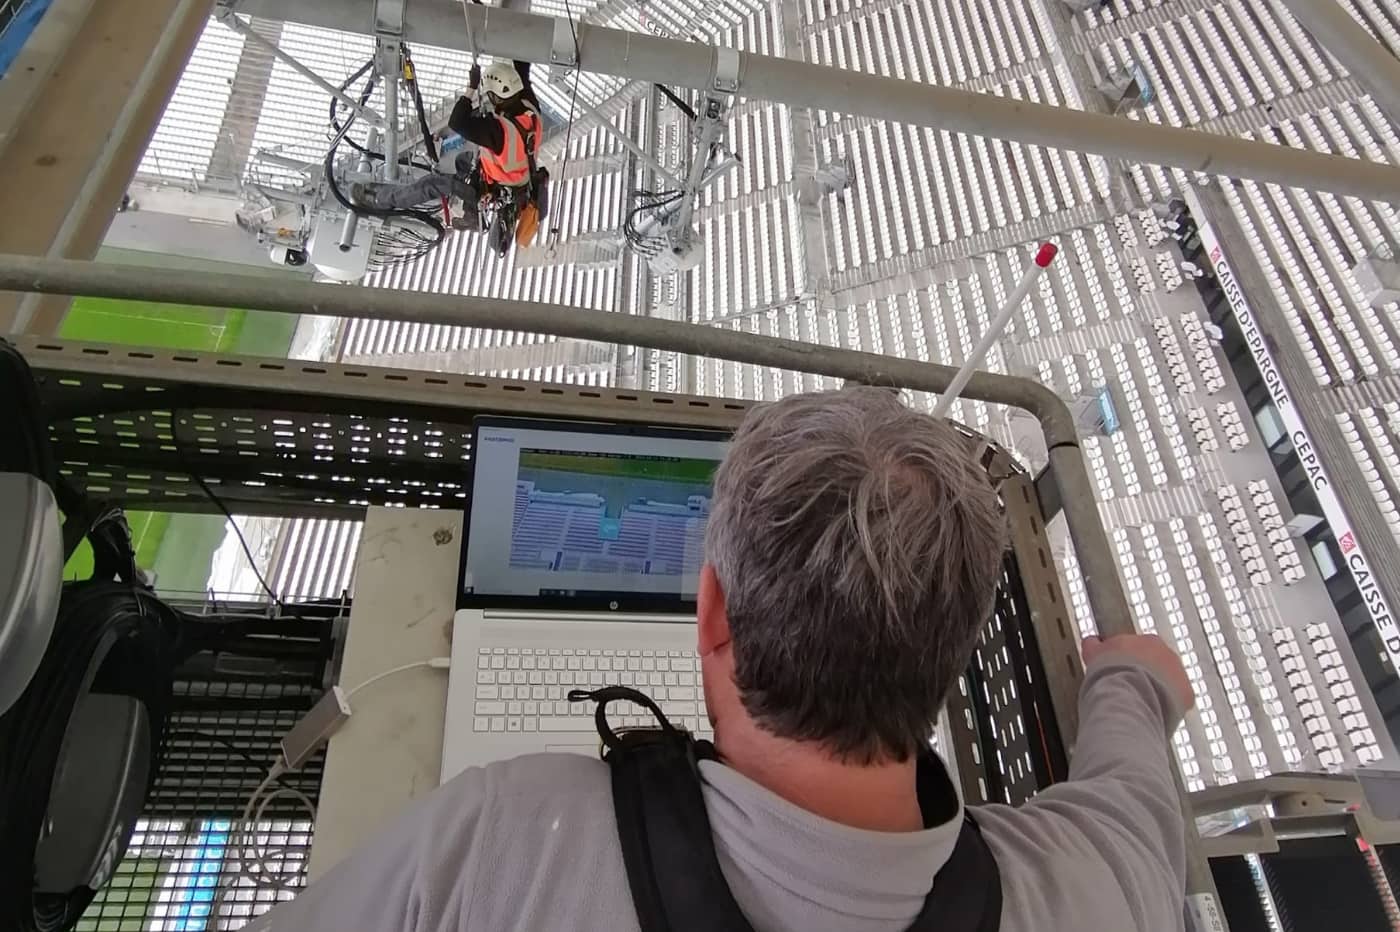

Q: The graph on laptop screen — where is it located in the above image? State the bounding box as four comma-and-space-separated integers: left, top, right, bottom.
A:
464, 420, 729, 604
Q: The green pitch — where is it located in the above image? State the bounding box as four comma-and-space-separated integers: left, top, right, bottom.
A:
61, 295, 297, 357
58, 293, 298, 586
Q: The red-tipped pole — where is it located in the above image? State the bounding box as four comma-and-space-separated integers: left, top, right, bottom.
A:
933, 242, 1058, 419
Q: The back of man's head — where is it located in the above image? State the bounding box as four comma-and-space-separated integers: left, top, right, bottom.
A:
705, 386, 1005, 764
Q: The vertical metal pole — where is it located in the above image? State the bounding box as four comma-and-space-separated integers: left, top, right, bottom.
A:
382, 61, 400, 183
668, 92, 730, 238
340, 130, 375, 250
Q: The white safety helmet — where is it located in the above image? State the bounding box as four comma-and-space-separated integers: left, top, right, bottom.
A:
481, 61, 524, 101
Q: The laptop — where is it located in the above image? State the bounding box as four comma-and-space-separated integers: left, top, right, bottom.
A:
440, 415, 730, 782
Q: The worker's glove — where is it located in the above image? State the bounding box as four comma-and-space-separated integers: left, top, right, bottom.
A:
469, 64, 482, 90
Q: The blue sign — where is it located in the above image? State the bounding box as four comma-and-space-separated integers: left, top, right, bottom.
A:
1098, 388, 1120, 435
1132, 64, 1155, 105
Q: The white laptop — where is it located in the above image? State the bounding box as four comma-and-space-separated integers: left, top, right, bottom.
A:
440, 415, 730, 783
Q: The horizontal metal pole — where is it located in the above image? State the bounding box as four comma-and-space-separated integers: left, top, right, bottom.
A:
456, 7, 1398, 203
231, 1, 1400, 203
0, 252, 1131, 635
232, 1, 1400, 201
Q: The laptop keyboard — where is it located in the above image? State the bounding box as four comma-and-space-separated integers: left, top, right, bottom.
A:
472, 647, 710, 737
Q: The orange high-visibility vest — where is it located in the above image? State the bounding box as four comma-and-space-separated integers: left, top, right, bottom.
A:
480, 107, 541, 188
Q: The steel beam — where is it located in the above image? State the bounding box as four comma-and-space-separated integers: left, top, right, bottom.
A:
466, 7, 1400, 202
774, 0, 834, 311
567, 88, 684, 187
1276, 0, 1400, 130
374, 0, 405, 182
242, 2, 1400, 201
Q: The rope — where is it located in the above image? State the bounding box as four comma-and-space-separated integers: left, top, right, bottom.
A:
548, 0, 582, 256
461, 0, 482, 68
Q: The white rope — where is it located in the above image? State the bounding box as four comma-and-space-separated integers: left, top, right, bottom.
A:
461, 0, 482, 67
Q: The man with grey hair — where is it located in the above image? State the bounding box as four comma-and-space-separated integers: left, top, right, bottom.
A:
247, 386, 1194, 931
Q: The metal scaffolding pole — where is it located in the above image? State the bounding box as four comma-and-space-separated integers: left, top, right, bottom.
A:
452, 6, 1399, 203
1276, 0, 1400, 131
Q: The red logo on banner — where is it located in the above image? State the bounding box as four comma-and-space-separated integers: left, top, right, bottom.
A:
1340, 531, 1357, 554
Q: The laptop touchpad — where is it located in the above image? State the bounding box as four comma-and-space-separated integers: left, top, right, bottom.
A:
545, 743, 599, 757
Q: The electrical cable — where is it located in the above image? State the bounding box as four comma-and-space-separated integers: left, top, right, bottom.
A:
208, 655, 448, 924
249, 782, 317, 879
655, 83, 697, 121
168, 412, 285, 612
328, 60, 434, 172
323, 56, 445, 263
546, 0, 582, 249
344, 657, 451, 700
0, 581, 184, 932
166, 730, 298, 783
0, 362, 322, 930
401, 46, 455, 227
403, 48, 440, 166
208, 760, 317, 924
624, 188, 683, 253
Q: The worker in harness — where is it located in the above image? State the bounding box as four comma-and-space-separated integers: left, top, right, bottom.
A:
352, 59, 546, 236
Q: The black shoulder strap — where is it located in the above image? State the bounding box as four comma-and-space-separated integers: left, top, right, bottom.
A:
573, 686, 754, 932
908, 814, 1002, 932
573, 686, 1001, 932
905, 752, 1003, 931
520, 104, 543, 199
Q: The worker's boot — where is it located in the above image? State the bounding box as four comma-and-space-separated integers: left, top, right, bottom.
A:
451, 207, 480, 232
451, 189, 481, 232
349, 182, 389, 209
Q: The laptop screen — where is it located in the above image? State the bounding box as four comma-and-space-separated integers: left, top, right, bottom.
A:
460, 418, 730, 610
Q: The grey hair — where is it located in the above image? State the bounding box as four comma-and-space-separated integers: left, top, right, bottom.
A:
705, 386, 1006, 764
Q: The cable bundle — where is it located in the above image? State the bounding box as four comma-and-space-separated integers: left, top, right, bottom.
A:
624, 188, 684, 255
0, 580, 183, 931
0, 345, 292, 931
323, 47, 445, 269
0, 386, 198, 932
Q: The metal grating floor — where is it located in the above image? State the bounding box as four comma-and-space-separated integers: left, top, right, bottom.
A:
77, 610, 335, 932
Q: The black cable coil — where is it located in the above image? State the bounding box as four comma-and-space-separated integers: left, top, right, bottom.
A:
0, 576, 184, 930
0, 353, 186, 931
323, 48, 445, 269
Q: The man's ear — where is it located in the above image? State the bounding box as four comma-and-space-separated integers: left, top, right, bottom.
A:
697, 564, 732, 656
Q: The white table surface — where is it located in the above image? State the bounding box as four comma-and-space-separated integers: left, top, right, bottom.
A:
307, 506, 463, 880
